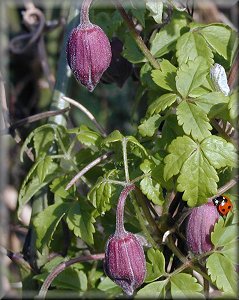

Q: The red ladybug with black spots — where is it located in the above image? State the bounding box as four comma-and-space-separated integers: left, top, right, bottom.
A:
213, 195, 233, 216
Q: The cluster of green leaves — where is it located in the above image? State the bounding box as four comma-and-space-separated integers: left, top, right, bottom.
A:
17, 1, 238, 298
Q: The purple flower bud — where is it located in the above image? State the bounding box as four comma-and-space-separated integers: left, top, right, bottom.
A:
186, 202, 220, 254
67, 23, 112, 92
104, 185, 146, 295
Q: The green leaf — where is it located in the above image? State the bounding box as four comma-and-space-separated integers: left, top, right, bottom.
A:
102, 130, 123, 146
97, 277, 122, 297
176, 31, 213, 65
20, 124, 55, 162
176, 56, 209, 98
138, 114, 162, 137
176, 101, 212, 141
150, 10, 188, 58
130, 0, 146, 27
140, 177, 162, 205
170, 273, 203, 298
164, 136, 198, 181
34, 201, 70, 251
200, 24, 238, 64
195, 91, 229, 115
147, 93, 178, 116
127, 136, 148, 156
122, 35, 145, 63
50, 176, 75, 200
36, 156, 54, 183
18, 163, 60, 218
211, 217, 238, 247
164, 136, 220, 206
66, 201, 96, 245
177, 148, 218, 206
76, 125, 102, 148
201, 136, 237, 169
228, 91, 238, 120
33, 125, 55, 157
151, 59, 177, 91
87, 177, 112, 214
136, 280, 168, 298
146, 0, 163, 24
222, 241, 238, 265
145, 248, 165, 283
206, 253, 237, 294
140, 63, 159, 90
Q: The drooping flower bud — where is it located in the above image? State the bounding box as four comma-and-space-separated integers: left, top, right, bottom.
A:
66, 0, 112, 92
186, 202, 220, 254
104, 185, 146, 295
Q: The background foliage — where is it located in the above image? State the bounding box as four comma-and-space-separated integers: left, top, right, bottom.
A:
1, 0, 238, 298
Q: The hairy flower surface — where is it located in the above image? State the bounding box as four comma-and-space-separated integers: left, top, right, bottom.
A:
186, 202, 220, 254
67, 23, 112, 92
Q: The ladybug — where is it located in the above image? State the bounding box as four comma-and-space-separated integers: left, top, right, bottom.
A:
213, 195, 233, 216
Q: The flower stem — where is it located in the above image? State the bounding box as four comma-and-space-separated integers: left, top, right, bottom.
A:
80, 0, 92, 25
114, 0, 161, 70
115, 184, 135, 236
122, 137, 130, 183
37, 253, 105, 299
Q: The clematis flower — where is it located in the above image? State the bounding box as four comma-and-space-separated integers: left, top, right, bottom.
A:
104, 185, 146, 295
186, 202, 220, 254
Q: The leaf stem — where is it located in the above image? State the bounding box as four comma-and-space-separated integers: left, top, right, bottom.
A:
37, 253, 105, 299
65, 152, 113, 190
122, 137, 130, 183
62, 96, 107, 137
114, 0, 160, 70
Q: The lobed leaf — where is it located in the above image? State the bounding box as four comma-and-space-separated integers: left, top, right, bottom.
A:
176, 56, 208, 98
150, 10, 188, 58
138, 114, 162, 137
164, 136, 197, 181
66, 201, 96, 245
200, 24, 238, 65
195, 91, 229, 115
140, 176, 162, 205
34, 201, 70, 251
122, 35, 146, 63
201, 136, 237, 169
136, 280, 168, 298
146, 0, 163, 24
176, 101, 212, 142
176, 31, 213, 65
147, 93, 178, 116
76, 125, 102, 148
206, 253, 237, 295
87, 177, 112, 214
145, 248, 165, 283
151, 59, 177, 92
170, 273, 204, 298
177, 148, 218, 206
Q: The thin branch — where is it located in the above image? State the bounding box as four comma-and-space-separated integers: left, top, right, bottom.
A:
62, 96, 107, 137
65, 151, 113, 190
0, 108, 69, 135
37, 253, 105, 299
114, 0, 161, 70
0, 72, 10, 128
208, 175, 239, 201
